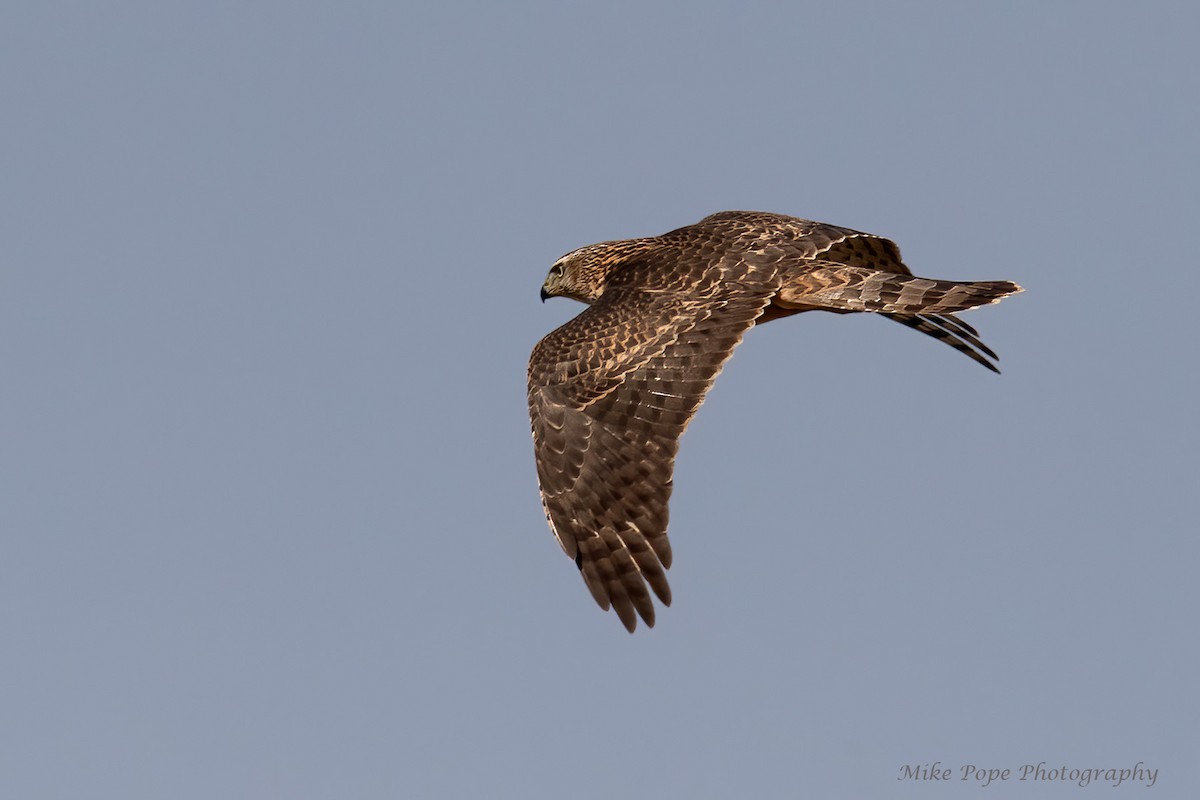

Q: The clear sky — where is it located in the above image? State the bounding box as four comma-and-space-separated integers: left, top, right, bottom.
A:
3, 2, 1196, 797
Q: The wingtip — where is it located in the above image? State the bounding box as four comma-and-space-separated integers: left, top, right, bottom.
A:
623, 614, 655, 634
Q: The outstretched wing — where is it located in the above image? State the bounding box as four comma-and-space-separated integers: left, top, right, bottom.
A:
528, 286, 769, 631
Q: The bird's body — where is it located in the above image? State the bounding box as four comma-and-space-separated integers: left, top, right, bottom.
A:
528, 211, 1022, 631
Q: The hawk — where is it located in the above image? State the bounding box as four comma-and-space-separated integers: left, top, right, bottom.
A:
528, 211, 1022, 632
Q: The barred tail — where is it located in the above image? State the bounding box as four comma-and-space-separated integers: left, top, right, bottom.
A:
778, 265, 1022, 315
777, 264, 1023, 372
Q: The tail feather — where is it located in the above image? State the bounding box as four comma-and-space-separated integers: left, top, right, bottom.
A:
775, 263, 1022, 372
778, 264, 1023, 315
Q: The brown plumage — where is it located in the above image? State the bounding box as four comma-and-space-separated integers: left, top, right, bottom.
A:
528, 211, 1022, 631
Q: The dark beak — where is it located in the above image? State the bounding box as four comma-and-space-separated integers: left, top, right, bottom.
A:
540, 287, 550, 303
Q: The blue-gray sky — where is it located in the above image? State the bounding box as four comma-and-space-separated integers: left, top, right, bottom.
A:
3, 2, 1196, 797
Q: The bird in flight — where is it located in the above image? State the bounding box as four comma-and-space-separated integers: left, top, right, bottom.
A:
528, 211, 1022, 632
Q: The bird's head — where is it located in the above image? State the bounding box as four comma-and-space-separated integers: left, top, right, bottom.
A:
540, 239, 653, 305
540, 244, 611, 304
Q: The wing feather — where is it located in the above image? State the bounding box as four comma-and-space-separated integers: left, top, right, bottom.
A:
529, 286, 768, 631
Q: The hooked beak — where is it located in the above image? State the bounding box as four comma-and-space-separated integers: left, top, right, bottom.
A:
540, 287, 550, 303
